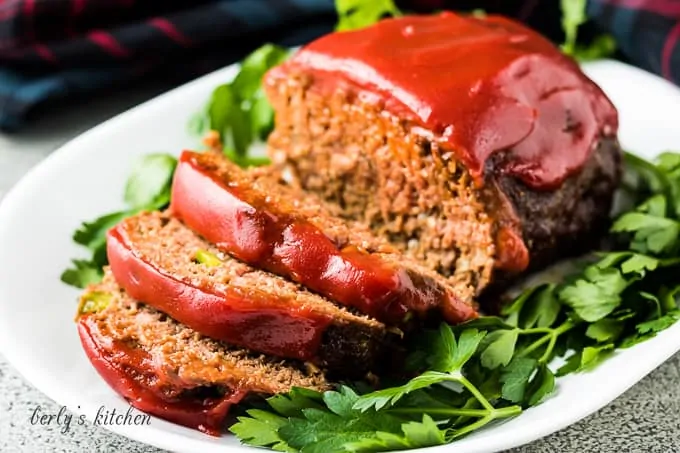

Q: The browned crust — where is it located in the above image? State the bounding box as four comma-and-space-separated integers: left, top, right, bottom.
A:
264, 70, 623, 304
266, 71, 497, 302
483, 137, 622, 281
182, 151, 479, 323
116, 211, 392, 375
79, 271, 331, 394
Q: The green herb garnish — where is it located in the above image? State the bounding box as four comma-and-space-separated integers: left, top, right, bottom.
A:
335, 0, 402, 31
61, 43, 288, 288
232, 386, 448, 452
61, 259, 108, 289
61, 153, 177, 288
560, 0, 616, 61
123, 153, 177, 209
560, 0, 588, 55
190, 44, 290, 167
60, 7, 680, 450
230, 151, 680, 452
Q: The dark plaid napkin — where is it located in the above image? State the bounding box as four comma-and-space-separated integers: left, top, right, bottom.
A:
0, 0, 678, 132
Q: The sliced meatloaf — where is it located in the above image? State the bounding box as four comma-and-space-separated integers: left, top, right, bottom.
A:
106, 211, 389, 374
264, 13, 622, 303
76, 271, 329, 436
170, 150, 478, 325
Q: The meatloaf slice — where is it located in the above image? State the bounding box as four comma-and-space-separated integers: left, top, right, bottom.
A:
264, 13, 622, 302
76, 271, 329, 436
170, 150, 478, 325
106, 211, 388, 374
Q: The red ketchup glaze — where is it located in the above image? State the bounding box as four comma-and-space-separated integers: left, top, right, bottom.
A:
170, 151, 478, 325
77, 317, 246, 436
495, 226, 530, 272
106, 224, 333, 362
268, 12, 619, 190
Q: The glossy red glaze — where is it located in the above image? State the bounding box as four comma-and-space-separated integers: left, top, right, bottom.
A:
495, 226, 530, 272
268, 13, 619, 190
170, 151, 478, 324
77, 317, 246, 436
106, 224, 333, 362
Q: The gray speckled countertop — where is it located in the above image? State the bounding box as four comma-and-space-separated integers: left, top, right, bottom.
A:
1, 85, 679, 453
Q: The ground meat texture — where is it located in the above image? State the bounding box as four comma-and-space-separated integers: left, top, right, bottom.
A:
266, 72, 496, 296
107, 211, 390, 375
80, 272, 330, 393
76, 272, 330, 434
264, 71, 622, 303
170, 150, 478, 324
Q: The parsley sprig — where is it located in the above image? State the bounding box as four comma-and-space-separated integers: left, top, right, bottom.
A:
60, 44, 288, 288
560, 0, 616, 61
231, 151, 680, 452
60, 153, 177, 287
58, 5, 679, 449
355, 327, 522, 440
231, 327, 521, 452
189, 44, 290, 167
335, 0, 402, 31
60, 0, 624, 288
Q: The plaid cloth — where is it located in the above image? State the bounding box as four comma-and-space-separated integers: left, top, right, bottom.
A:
0, 0, 678, 132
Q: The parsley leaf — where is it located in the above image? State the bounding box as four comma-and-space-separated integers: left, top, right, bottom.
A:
559, 265, 628, 322
559, 0, 587, 55
636, 311, 680, 336
268, 388, 326, 417
525, 364, 555, 406
657, 152, 680, 173
354, 327, 486, 412
624, 152, 668, 197
343, 415, 446, 452
61, 154, 177, 288
619, 253, 660, 275
559, 0, 615, 61
513, 284, 561, 329
207, 85, 239, 148
586, 318, 624, 343
612, 213, 680, 255
581, 344, 614, 369
237, 386, 448, 453
72, 211, 129, 250
278, 388, 398, 452
335, 0, 402, 31
430, 325, 486, 373
480, 329, 518, 369
195, 44, 290, 166
500, 357, 537, 403
557, 344, 614, 376
60, 259, 104, 288
660, 285, 680, 312
123, 153, 177, 210
353, 371, 460, 412
570, 35, 617, 62
232, 44, 290, 101
230, 410, 295, 452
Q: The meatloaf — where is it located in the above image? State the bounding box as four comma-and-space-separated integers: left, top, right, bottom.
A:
106, 210, 390, 374
76, 271, 329, 435
170, 150, 478, 324
264, 13, 623, 303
